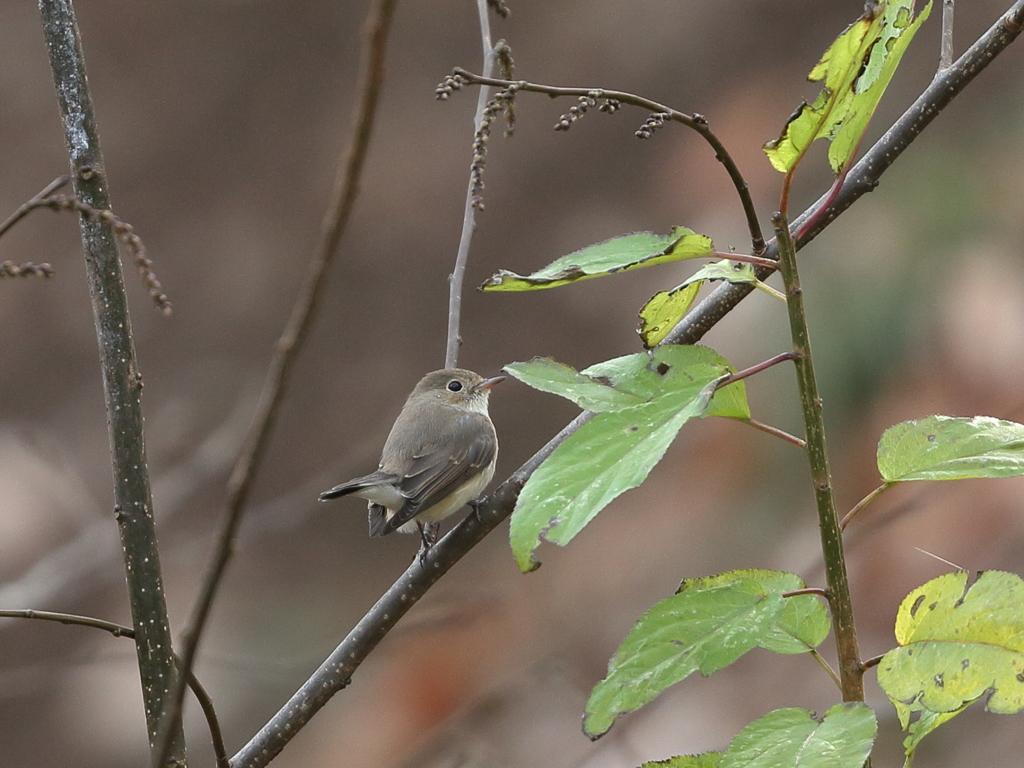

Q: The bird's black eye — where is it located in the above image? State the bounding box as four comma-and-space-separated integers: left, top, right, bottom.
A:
447, 380, 463, 392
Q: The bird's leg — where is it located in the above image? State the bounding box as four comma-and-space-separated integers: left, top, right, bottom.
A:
468, 496, 487, 524
416, 521, 440, 566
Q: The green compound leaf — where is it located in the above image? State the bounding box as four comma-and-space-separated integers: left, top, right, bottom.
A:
764, 0, 932, 175
480, 227, 714, 291
583, 570, 827, 738
503, 358, 647, 412
878, 571, 1024, 754
718, 704, 877, 768
636, 260, 758, 350
510, 346, 748, 573
640, 754, 722, 768
877, 415, 1024, 482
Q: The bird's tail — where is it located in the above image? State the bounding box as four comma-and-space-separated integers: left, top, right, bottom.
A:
318, 470, 394, 501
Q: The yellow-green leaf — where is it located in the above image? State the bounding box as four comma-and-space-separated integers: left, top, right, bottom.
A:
878, 571, 1024, 754
638, 281, 703, 349
636, 260, 757, 349
481, 228, 714, 291
763, 0, 932, 175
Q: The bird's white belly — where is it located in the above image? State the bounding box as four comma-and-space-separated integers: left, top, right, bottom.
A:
393, 463, 495, 534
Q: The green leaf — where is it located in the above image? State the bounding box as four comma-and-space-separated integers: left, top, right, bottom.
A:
763, 0, 932, 175
638, 281, 704, 349
480, 227, 715, 291
685, 259, 758, 286
641, 754, 721, 768
584, 579, 782, 738
877, 571, 1024, 752
503, 358, 647, 412
583, 570, 827, 738
877, 415, 1024, 482
719, 704, 877, 768
635, 260, 758, 349
510, 347, 749, 572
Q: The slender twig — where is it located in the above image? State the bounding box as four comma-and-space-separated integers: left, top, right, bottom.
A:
155, 1, 400, 765
0, 175, 70, 237
37, 2, 184, 763
782, 587, 829, 599
810, 648, 843, 691
230, 5, 1024, 764
664, 0, 1024, 347
774, 211, 863, 702
753, 280, 787, 302
718, 351, 797, 387
0, 609, 229, 768
739, 417, 807, 449
445, 2, 498, 369
710, 251, 779, 269
452, 69, 766, 256
840, 482, 894, 531
941, 0, 955, 70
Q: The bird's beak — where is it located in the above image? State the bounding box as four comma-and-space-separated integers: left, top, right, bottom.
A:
477, 375, 506, 391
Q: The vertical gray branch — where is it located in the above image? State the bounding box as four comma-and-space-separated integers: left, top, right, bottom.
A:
37, 1, 185, 765
445, 0, 497, 369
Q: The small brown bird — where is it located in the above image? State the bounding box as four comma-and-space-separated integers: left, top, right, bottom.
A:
319, 368, 503, 551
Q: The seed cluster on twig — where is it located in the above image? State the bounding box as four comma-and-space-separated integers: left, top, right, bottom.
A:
487, 0, 511, 19
0, 260, 54, 278
635, 111, 671, 139
6, 194, 170, 315
468, 85, 519, 210
554, 91, 622, 131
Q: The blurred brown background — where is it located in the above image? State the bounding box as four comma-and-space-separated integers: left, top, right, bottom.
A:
2, 1, 1024, 766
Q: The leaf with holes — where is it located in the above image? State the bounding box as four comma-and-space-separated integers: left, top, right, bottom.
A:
877, 571, 1024, 754
763, 0, 932, 175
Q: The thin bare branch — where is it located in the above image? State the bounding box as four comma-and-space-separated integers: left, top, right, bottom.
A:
451, 69, 766, 256
38, 1, 184, 761
445, 2, 499, 369
0, 175, 70, 237
157, 0, 400, 765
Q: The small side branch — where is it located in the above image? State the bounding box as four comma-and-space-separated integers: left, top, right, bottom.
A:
941, 0, 956, 70
840, 482, 894, 531
0, 609, 228, 768
451, 69, 766, 256
0, 175, 70, 236
1, 191, 170, 313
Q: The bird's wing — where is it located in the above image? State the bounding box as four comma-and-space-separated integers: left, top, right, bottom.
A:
382, 413, 496, 535
368, 504, 388, 537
